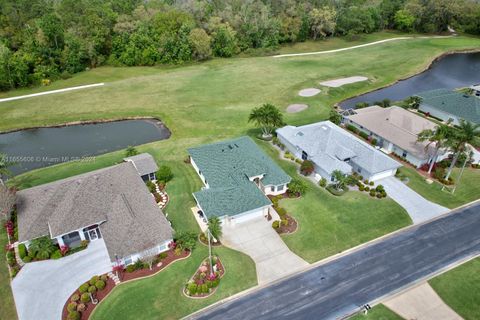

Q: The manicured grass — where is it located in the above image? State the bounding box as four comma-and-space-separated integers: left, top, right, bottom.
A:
349, 304, 404, 320
258, 141, 412, 263
429, 257, 480, 320
91, 245, 257, 320
0, 227, 17, 320
396, 166, 480, 209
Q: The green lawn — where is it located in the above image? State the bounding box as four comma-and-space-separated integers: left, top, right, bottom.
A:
0, 227, 17, 320
429, 257, 480, 320
91, 245, 257, 320
349, 304, 404, 320
258, 141, 412, 263
396, 166, 480, 209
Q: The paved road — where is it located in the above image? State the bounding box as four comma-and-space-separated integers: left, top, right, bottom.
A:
380, 177, 449, 224
190, 202, 480, 320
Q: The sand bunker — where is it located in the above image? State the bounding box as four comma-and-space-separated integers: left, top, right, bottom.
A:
298, 88, 321, 97
286, 104, 309, 113
320, 76, 368, 88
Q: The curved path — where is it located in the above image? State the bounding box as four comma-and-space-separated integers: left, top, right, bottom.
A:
273, 36, 453, 58
188, 201, 480, 320
0, 83, 104, 103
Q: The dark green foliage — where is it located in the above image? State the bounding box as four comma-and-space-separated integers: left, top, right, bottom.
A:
346, 124, 359, 134
79, 283, 89, 294
175, 231, 197, 251
207, 216, 222, 240
67, 302, 77, 312
187, 282, 197, 295
326, 184, 347, 196
300, 160, 315, 176
288, 178, 308, 196
156, 165, 173, 183
125, 146, 138, 157
89, 275, 99, 285
158, 252, 168, 260
18, 243, 27, 259
51, 250, 62, 259
329, 110, 342, 125
28, 236, 56, 260
145, 180, 156, 193
80, 293, 90, 303
359, 131, 369, 140
319, 178, 327, 188
88, 285, 97, 293
355, 102, 370, 109
125, 264, 136, 273
67, 311, 80, 320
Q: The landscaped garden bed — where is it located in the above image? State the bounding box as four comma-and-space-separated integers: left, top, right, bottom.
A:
62, 274, 114, 320
62, 248, 191, 320
184, 255, 225, 298
269, 194, 299, 234
198, 233, 222, 247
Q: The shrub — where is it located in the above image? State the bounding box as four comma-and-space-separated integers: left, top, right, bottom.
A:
300, 160, 315, 176
175, 231, 197, 251
157, 165, 174, 183
126, 264, 136, 273
319, 178, 327, 188
145, 180, 156, 193
159, 252, 168, 260
77, 303, 86, 312
79, 283, 89, 294
100, 274, 108, 282
89, 276, 99, 285
187, 282, 197, 295
80, 240, 89, 248
276, 207, 287, 217
80, 293, 90, 303
281, 219, 288, 226
364, 186, 370, 192
364, 179, 369, 184
346, 124, 359, 133
376, 193, 382, 198
88, 286, 97, 294
27, 250, 36, 259
371, 138, 377, 146
18, 243, 27, 259
201, 284, 209, 294
369, 181, 374, 186
369, 190, 376, 197
358, 175, 364, 180
22, 256, 31, 263
295, 158, 302, 164
67, 302, 77, 313
67, 311, 80, 320
95, 280, 106, 290
355, 102, 369, 109
375, 185, 385, 192
272, 221, 280, 229
51, 250, 62, 259
434, 167, 446, 180
358, 184, 365, 191
70, 294, 80, 302
134, 259, 145, 270
359, 131, 369, 140
125, 146, 138, 157
288, 178, 308, 196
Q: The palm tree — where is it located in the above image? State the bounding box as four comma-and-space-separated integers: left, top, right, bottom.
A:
417, 123, 452, 175
28, 236, 57, 260
445, 120, 480, 180
248, 103, 284, 138
331, 170, 355, 191
207, 216, 222, 240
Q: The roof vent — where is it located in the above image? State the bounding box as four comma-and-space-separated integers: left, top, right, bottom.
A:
296, 131, 304, 136
228, 145, 233, 150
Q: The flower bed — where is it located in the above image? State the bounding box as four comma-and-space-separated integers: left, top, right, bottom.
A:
184, 256, 225, 298
62, 248, 190, 320
272, 214, 298, 234
62, 275, 114, 320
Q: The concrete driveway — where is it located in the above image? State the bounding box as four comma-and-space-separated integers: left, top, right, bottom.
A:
221, 217, 308, 284
12, 239, 112, 320
379, 177, 449, 224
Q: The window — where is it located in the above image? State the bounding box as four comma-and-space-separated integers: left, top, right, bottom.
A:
302, 151, 308, 160
402, 151, 407, 158
271, 186, 275, 192
124, 257, 132, 266
277, 185, 284, 191
158, 243, 167, 252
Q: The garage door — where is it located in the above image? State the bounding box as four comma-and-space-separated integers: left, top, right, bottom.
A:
231, 207, 266, 224
369, 169, 396, 182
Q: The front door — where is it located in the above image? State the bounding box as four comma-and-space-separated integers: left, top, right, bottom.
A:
89, 229, 98, 241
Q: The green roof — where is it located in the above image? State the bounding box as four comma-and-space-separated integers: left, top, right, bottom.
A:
416, 89, 480, 124
188, 136, 291, 218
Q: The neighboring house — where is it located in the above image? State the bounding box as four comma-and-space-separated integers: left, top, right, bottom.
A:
416, 89, 480, 125
470, 84, 480, 97
277, 121, 401, 181
16, 160, 173, 266
188, 136, 291, 225
344, 106, 446, 168
124, 153, 158, 181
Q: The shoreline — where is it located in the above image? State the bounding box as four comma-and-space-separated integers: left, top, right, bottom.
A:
335, 48, 480, 109
0, 116, 172, 136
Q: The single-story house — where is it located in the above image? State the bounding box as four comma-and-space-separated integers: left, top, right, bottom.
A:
16, 159, 173, 266
416, 89, 480, 125
344, 106, 447, 167
188, 136, 291, 225
124, 153, 158, 181
277, 121, 401, 181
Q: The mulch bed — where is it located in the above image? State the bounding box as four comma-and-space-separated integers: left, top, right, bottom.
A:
61, 249, 190, 320
275, 214, 298, 234
119, 249, 190, 282
184, 256, 226, 299
198, 234, 222, 247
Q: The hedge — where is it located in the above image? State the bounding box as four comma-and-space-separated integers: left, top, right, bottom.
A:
18, 243, 27, 259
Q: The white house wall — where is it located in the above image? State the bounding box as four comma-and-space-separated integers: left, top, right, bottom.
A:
263, 183, 288, 196
120, 239, 172, 266
224, 206, 269, 225
190, 157, 210, 188
278, 134, 302, 159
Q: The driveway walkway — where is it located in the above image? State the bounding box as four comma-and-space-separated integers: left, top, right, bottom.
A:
12, 239, 112, 320
221, 217, 308, 284
385, 283, 463, 320
379, 177, 449, 224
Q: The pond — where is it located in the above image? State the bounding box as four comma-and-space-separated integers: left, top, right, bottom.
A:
0, 119, 170, 176
340, 52, 480, 109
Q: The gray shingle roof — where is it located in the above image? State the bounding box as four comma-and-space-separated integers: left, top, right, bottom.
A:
16, 162, 173, 261
124, 153, 159, 176
277, 121, 401, 176
188, 136, 290, 218
346, 106, 438, 159
416, 89, 480, 124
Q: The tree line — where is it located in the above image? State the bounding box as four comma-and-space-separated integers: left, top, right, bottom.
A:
1, 0, 480, 91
